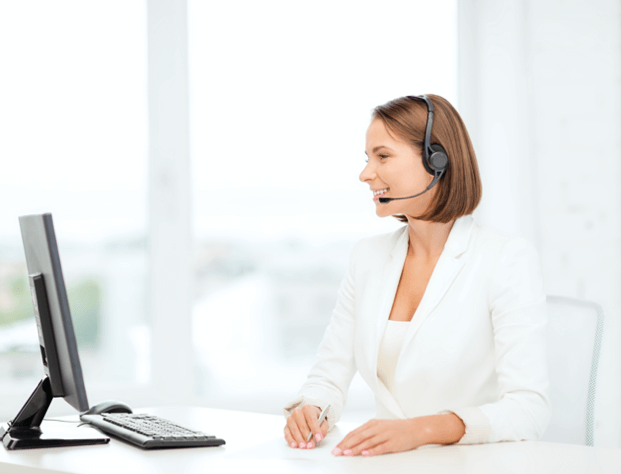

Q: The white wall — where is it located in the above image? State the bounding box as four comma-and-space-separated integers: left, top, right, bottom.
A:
459, 0, 621, 447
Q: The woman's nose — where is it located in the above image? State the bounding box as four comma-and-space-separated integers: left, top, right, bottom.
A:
359, 161, 374, 183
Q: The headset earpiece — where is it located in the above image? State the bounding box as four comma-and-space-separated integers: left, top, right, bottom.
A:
428, 143, 448, 172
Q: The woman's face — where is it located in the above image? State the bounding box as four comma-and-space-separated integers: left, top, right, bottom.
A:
360, 118, 435, 219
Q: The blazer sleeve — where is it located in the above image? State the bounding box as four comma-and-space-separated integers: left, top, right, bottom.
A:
283, 241, 360, 431
438, 237, 552, 444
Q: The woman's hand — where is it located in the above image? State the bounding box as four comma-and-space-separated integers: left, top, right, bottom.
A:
331, 418, 431, 457
284, 405, 329, 449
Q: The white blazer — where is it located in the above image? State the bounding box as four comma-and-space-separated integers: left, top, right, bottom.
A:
284, 214, 551, 445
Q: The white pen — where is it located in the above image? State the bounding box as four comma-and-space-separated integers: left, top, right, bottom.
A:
307, 404, 330, 442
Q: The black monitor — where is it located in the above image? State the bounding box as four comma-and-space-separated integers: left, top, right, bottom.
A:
0, 213, 109, 449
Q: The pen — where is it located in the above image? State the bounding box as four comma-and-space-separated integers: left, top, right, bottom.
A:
307, 404, 330, 442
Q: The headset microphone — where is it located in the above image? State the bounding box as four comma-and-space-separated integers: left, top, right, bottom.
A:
378, 168, 445, 203
378, 95, 448, 204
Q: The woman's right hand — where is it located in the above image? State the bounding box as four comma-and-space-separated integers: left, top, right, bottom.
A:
284, 405, 329, 449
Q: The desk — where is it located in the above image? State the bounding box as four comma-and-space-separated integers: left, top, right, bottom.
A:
1, 406, 621, 474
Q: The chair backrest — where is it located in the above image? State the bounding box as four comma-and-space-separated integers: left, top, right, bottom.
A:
540, 295, 604, 446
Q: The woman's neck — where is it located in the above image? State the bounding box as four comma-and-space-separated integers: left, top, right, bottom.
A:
405, 218, 455, 259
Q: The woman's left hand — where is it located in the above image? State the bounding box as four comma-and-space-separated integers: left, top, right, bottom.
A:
332, 418, 430, 457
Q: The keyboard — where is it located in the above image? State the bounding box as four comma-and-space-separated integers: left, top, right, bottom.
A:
80, 413, 226, 449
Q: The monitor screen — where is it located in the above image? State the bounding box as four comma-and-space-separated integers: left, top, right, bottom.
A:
18, 213, 89, 412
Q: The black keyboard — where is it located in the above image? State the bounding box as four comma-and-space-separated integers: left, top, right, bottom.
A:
80, 413, 226, 449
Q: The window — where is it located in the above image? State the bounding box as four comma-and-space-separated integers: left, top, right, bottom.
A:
0, 1, 148, 418
188, 0, 458, 415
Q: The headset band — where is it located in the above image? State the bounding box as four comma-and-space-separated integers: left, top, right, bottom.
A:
407, 95, 435, 164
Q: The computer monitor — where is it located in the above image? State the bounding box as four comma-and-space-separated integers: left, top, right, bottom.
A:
0, 213, 109, 449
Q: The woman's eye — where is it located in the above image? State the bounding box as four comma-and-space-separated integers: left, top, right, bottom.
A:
364, 154, 389, 163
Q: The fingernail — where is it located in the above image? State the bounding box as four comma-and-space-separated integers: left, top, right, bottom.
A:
307, 441, 315, 449
332, 447, 343, 456
314, 433, 322, 442
290, 442, 297, 448
362, 450, 370, 456
344, 449, 353, 456
299, 442, 306, 449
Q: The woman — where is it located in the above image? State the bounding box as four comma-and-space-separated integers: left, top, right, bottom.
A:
283, 94, 551, 456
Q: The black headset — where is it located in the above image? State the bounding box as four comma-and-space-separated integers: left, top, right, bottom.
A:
407, 95, 449, 176
378, 95, 448, 204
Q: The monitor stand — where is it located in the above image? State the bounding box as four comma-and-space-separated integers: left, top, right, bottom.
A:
1, 376, 109, 450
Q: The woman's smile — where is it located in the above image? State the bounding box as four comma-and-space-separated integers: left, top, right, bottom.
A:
372, 188, 389, 202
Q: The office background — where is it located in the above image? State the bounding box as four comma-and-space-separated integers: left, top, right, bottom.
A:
0, 0, 619, 449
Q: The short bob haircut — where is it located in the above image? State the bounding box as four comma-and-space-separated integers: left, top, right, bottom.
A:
371, 94, 482, 224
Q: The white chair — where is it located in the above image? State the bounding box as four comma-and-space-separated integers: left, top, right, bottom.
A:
540, 295, 604, 446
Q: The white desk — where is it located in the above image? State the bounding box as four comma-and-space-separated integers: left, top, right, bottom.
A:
1, 406, 621, 474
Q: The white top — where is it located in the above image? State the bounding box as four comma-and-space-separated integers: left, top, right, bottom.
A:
376, 320, 410, 393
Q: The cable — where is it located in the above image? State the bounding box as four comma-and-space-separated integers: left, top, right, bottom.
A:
43, 418, 82, 424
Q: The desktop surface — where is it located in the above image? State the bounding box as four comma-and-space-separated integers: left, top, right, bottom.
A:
1, 406, 620, 474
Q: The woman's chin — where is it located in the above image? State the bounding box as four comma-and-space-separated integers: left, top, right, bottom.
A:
375, 207, 393, 218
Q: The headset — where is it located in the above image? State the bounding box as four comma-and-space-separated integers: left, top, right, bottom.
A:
378, 95, 449, 204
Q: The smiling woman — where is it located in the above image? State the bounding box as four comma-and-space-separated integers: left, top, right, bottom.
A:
283, 94, 551, 456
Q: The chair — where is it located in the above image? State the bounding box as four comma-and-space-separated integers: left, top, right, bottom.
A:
539, 295, 604, 446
